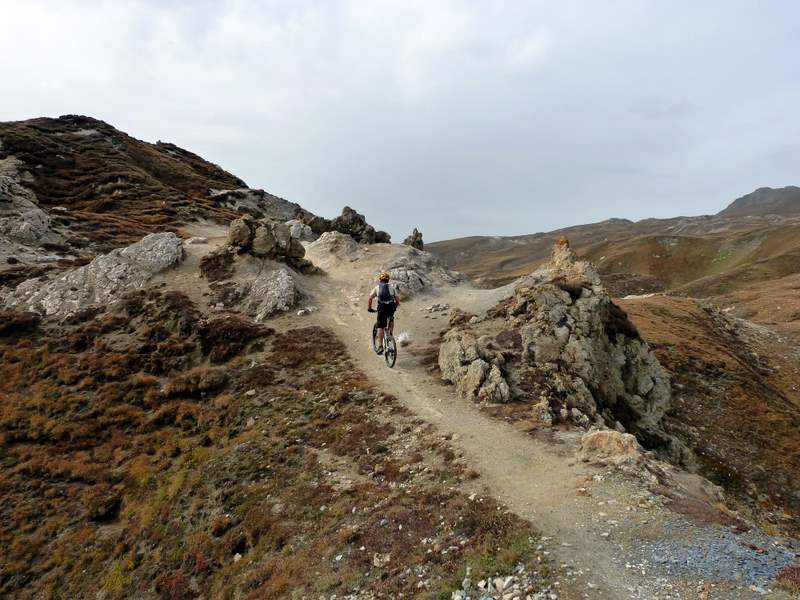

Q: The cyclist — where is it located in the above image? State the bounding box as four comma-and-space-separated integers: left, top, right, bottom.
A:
368, 271, 400, 354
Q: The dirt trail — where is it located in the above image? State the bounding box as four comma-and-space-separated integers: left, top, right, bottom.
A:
170, 232, 791, 599
298, 260, 679, 599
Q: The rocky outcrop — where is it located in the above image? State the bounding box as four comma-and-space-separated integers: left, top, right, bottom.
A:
210, 188, 304, 221
0, 156, 70, 272
439, 239, 683, 457
298, 206, 390, 244
241, 267, 300, 322
403, 227, 424, 250
380, 248, 461, 296
224, 215, 315, 273
0, 174, 58, 245
3, 232, 184, 318
285, 219, 316, 241
438, 332, 511, 403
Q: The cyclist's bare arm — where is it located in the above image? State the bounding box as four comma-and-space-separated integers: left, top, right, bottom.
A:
367, 289, 376, 311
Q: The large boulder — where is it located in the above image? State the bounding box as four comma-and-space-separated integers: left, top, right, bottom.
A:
439, 239, 683, 458
228, 216, 253, 249
285, 219, 316, 242
330, 206, 384, 244
241, 267, 300, 321
224, 217, 314, 274
580, 429, 643, 466
439, 332, 511, 403
380, 248, 461, 297
3, 232, 184, 318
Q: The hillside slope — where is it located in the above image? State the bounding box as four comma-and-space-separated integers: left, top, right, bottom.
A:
0, 115, 305, 250
3, 118, 800, 598
427, 190, 800, 295
719, 186, 800, 218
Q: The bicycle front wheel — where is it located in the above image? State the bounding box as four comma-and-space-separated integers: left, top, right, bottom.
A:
384, 335, 397, 368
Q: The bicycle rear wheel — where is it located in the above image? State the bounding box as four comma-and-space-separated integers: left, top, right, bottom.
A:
384, 335, 397, 368
372, 323, 380, 353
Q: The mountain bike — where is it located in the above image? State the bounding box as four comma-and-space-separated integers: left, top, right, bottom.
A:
368, 310, 397, 368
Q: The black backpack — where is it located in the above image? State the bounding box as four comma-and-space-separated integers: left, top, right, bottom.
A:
377, 282, 393, 303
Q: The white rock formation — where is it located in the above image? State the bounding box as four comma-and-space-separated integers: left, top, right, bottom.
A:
380, 247, 461, 296
3, 232, 184, 317
0, 157, 67, 268
240, 266, 300, 321
285, 219, 316, 242
440, 240, 682, 456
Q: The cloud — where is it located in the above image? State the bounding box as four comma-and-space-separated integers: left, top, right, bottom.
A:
1, 1, 800, 240
506, 30, 553, 69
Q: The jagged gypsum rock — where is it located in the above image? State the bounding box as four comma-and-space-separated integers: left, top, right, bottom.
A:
3, 232, 184, 318
439, 238, 685, 458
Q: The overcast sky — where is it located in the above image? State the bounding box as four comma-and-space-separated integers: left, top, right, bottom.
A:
2, 1, 799, 241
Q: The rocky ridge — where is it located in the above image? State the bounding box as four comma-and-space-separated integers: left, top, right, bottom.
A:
299, 205, 391, 244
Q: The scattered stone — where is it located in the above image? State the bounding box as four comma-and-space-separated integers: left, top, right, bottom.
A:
580, 430, 642, 466
372, 552, 391, 568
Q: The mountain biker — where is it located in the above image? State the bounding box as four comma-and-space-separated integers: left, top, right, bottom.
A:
368, 271, 399, 355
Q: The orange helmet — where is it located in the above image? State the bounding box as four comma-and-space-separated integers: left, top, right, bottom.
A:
378, 271, 390, 282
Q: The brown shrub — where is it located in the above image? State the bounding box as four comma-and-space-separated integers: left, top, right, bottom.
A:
777, 564, 800, 593
197, 316, 273, 363
199, 248, 235, 281
163, 367, 229, 398
82, 484, 122, 521
0, 310, 40, 337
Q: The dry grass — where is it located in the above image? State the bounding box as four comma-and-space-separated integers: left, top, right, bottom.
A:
0, 294, 560, 599
621, 295, 800, 534
0, 115, 246, 249
777, 564, 800, 594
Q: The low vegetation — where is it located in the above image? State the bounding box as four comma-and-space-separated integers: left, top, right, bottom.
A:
0, 292, 560, 599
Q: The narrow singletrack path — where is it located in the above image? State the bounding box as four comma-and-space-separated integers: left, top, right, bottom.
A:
301, 271, 683, 599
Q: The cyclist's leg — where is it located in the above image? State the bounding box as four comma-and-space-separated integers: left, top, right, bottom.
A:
376, 305, 387, 349
387, 303, 396, 335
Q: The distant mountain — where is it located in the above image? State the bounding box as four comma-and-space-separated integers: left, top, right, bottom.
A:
717, 186, 800, 218
427, 188, 800, 294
